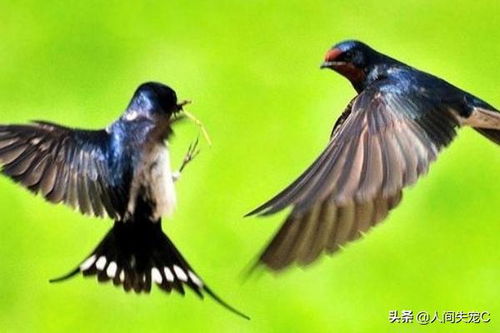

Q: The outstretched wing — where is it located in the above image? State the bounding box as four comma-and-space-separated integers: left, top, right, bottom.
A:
248, 80, 460, 270
0, 121, 128, 219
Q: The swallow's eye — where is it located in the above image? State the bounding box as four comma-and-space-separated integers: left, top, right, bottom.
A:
342, 51, 353, 62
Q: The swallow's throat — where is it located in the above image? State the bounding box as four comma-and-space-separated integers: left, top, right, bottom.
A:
334, 63, 366, 85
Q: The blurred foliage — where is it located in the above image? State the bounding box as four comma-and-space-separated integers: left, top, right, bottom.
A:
0, 0, 498, 332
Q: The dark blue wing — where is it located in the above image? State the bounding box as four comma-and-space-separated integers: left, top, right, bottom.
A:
0, 121, 128, 219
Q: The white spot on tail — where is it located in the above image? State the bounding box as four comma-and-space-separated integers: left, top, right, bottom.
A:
106, 262, 118, 278
151, 267, 163, 284
173, 265, 188, 282
96, 256, 107, 270
188, 271, 203, 287
164, 267, 174, 282
80, 255, 96, 271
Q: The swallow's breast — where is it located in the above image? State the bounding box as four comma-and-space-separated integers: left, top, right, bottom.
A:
127, 142, 177, 221
148, 143, 177, 219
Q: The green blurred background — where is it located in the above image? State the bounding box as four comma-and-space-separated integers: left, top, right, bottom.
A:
0, 0, 498, 332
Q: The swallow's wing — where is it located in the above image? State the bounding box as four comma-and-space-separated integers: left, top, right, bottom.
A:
0, 121, 127, 219
248, 80, 460, 270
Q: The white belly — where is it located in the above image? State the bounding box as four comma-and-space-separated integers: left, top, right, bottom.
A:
127, 143, 177, 220
147, 144, 177, 219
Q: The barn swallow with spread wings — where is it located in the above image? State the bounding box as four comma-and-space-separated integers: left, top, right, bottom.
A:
0, 81, 248, 319
247, 40, 500, 271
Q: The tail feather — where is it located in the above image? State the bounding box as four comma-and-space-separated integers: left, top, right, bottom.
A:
475, 128, 500, 145
50, 220, 249, 320
467, 107, 500, 145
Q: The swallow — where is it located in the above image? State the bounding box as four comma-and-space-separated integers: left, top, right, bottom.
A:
0, 81, 248, 319
247, 40, 500, 272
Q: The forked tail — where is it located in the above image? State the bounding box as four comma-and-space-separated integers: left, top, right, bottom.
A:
50, 220, 249, 320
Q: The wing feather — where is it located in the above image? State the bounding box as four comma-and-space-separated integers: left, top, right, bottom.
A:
0, 122, 126, 218
250, 81, 460, 271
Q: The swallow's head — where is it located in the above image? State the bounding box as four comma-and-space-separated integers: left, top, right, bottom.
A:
127, 82, 188, 119
321, 40, 380, 85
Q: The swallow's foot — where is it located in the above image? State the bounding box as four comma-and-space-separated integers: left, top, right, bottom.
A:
173, 138, 200, 182
172, 171, 181, 182
181, 137, 200, 170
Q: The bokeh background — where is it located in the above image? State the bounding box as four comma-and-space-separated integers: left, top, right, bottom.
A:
0, 0, 499, 332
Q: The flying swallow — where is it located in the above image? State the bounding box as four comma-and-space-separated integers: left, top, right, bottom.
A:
247, 40, 500, 271
0, 81, 248, 319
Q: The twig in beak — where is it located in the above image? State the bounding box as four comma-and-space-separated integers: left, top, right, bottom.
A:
182, 110, 212, 146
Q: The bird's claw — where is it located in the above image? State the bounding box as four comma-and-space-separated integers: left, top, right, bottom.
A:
179, 137, 200, 173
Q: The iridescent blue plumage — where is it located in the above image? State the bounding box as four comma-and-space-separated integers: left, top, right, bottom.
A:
249, 40, 500, 271
0, 81, 248, 319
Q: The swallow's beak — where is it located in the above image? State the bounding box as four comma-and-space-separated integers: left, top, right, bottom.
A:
176, 100, 191, 112
320, 61, 334, 69
320, 60, 347, 69
320, 48, 343, 69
